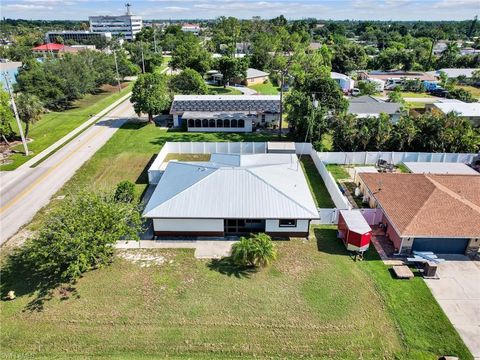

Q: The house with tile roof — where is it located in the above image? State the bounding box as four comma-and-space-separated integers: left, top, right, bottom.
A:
359, 173, 480, 255
170, 95, 281, 132
143, 153, 318, 238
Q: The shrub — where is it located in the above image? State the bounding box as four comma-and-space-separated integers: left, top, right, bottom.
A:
231, 233, 277, 268
24, 191, 142, 283
114, 180, 136, 203
447, 88, 476, 103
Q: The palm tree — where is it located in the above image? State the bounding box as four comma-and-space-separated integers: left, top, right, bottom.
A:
16, 93, 43, 138
231, 233, 277, 268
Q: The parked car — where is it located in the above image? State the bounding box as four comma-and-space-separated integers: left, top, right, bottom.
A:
351, 88, 361, 96
429, 88, 449, 97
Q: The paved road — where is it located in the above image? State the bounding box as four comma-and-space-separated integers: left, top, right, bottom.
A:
0, 99, 136, 245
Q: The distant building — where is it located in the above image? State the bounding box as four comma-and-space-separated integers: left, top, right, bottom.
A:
358, 71, 436, 90
170, 95, 281, 132
45, 31, 111, 44
427, 68, 478, 79
31, 43, 92, 56
331, 72, 355, 93
181, 23, 200, 35
89, 4, 142, 41
242, 68, 269, 85
0, 61, 22, 90
348, 95, 403, 123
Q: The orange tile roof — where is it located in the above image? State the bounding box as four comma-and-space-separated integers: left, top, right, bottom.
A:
359, 173, 480, 238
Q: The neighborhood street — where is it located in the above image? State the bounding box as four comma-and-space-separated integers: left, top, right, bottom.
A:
0, 99, 136, 245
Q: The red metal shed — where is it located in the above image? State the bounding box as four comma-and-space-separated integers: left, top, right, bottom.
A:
338, 210, 372, 252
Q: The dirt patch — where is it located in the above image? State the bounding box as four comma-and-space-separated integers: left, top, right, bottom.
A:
0, 229, 37, 254
117, 249, 168, 267
100, 82, 129, 93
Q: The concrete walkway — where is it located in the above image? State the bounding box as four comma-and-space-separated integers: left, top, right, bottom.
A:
116, 239, 237, 259
424, 257, 480, 359
228, 85, 257, 95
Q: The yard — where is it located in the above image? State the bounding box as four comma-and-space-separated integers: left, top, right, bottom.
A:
456, 85, 480, 99
1, 82, 133, 171
207, 84, 242, 95
300, 156, 335, 208
0, 226, 470, 359
248, 80, 280, 95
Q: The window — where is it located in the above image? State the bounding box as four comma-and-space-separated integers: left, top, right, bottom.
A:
202, 119, 209, 127
261, 114, 266, 123
195, 119, 201, 127
238, 119, 245, 128
224, 119, 230, 128
188, 119, 194, 128
209, 119, 216, 127
231, 119, 237, 128
279, 219, 297, 227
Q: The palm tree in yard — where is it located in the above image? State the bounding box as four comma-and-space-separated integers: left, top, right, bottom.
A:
231, 233, 277, 268
16, 93, 43, 138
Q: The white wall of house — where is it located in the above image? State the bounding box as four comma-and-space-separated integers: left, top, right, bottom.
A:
253, 113, 278, 126
153, 218, 223, 232
173, 114, 180, 127
265, 219, 310, 233
188, 122, 252, 133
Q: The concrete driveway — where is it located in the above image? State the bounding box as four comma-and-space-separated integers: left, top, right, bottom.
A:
424, 257, 480, 359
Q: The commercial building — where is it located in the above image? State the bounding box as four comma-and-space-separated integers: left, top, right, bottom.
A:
143, 153, 318, 238
89, 5, 142, 41
170, 95, 281, 132
45, 31, 112, 44
358, 173, 480, 255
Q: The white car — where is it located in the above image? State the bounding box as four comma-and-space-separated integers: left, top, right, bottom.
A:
351, 88, 361, 96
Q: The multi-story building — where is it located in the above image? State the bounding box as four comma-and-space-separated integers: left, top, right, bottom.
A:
89, 4, 142, 41
45, 31, 112, 44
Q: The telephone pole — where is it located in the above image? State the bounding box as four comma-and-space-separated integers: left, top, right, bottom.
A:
141, 46, 146, 73
2, 73, 29, 155
113, 51, 122, 93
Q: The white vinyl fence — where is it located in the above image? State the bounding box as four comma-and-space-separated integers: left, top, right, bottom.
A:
318, 151, 476, 165
314, 208, 384, 226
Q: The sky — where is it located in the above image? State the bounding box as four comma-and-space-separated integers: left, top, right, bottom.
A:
1, 0, 479, 21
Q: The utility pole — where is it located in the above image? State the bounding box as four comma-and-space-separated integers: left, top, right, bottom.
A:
278, 70, 285, 137
2, 73, 29, 155
113, 50, 122, 93
141, 46, 146, 73
153, 30, 158, 53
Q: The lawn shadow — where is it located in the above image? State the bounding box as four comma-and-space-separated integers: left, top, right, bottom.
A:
207, 257, 257, 279
0, 247, 76, 312
136, 154, 157, 186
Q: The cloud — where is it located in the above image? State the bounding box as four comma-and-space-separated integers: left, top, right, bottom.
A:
3, 3, 53, 10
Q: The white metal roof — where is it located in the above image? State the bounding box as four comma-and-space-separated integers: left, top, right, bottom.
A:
173, 95, 280, 101
433, 102, 480, 117
404, 162, 479, 175
143, 153, 319, 219
339, 210, 371, 234
330, 71, 350, 80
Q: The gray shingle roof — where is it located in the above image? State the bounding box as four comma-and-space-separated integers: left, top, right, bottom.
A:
171, 95, 280, 114
348, 102, 401, 115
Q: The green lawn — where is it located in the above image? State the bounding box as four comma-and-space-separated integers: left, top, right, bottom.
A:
207, 85, 242, 95
248, 81, 280, 95
456, 85, 480, 99
1, 83, 133, 171
400, 91, 434, 98
300, 156, 335, 208
1, 226, 470, 359
163, 153, 211, 162
326, 164, 350, 181
396, 163, 410, 173
407, 101, 428, 110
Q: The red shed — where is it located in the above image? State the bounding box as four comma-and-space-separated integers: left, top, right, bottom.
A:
338, 210, 372, 252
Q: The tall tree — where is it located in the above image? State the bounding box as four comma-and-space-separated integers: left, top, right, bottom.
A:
0, 89, 15, 142
331, 42, 368, 74
16, 93, 43, 138
169, 68, 208, 95
216, 56, 249, 86
170, 34, 211, 74
130, 73, 171, 123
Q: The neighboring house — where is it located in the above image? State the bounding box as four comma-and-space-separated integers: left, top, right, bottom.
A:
143, 153, 319, 238
460, 48, 480, 56
358, 173, 480, 255
31, 43, 85, 56
427, 68, 478, 79
348, 95, 403, 123
170, 95, 281, 132
242, 68, 269, 85
235, 42, 252, 55
309, 42, 322, 51
426, 100, 480, 127
331, 72, 355, 93
358, 70, 436, 89
403, 162, 479, 175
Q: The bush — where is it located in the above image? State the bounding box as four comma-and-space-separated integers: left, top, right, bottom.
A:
23, 191, 142, 283
447, 88, 476, 103
357, 80, 377, 95
114, 180, 136, 203
231, 233, 277, 268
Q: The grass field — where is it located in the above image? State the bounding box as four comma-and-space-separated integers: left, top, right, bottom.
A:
248, 81, 280, 95
400, 91, 434, 98
456, 85, 480, 99
207, 85, 242, 95
300, 156, 335, 208
1, 83, 133, 171
326, 164, 350, 181
1, 226, 471, 359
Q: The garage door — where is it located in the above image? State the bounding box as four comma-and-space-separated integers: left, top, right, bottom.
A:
412, 237, 469, 254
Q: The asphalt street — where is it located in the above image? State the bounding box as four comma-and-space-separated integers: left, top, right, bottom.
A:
0, 99, 136, 245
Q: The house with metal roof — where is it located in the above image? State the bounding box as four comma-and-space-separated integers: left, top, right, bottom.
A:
427, 68, 478, 79
348, 96, 403, 123
143, 153, 319, 238
427, 100, 480, 127
170, 95, 281, 132
243, 68, 269, 85
358, 173, 480, 256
